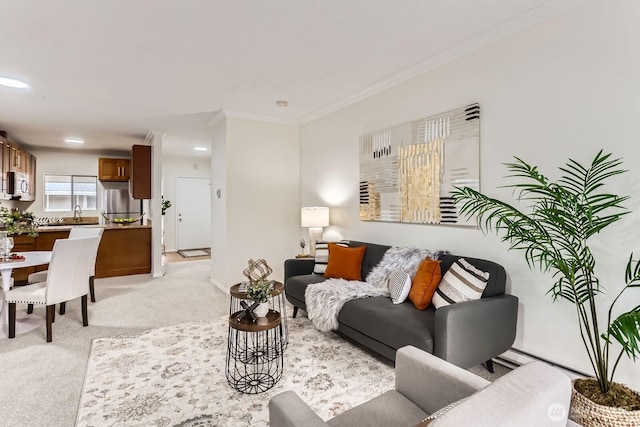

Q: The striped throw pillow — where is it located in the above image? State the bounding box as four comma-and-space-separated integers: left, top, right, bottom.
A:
432, 258, 489, 308
313, 240, 349, 274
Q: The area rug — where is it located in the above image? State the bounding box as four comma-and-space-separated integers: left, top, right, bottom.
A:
75, 315, 395, 426
177, 248, 211, 258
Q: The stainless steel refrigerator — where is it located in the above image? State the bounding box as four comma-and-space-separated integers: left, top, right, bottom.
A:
101, 184, 142, 223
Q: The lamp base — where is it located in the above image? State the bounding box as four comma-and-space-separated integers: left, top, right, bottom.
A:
308, 227, 323, 256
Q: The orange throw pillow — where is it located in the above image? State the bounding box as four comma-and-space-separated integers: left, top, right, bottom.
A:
323, 243, 366, 281
409, 259, 442, 310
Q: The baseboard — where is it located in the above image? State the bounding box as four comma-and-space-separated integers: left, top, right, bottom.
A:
210, 277, 229, 294
497, 348, 588, 380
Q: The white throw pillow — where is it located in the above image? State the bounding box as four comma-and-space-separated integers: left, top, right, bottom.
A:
432, 258, 489, 309
387, 269, 412, 304
313, 240, 349, 274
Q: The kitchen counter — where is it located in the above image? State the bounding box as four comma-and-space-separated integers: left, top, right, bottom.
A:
36, 224, 151, 231
12, 225, 152, 282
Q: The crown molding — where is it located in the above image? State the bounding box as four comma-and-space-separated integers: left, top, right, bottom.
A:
300, 0, 588, 125
206, 109, 227, 128
206, 109, 299, 127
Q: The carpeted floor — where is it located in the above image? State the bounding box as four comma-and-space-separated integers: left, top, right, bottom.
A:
0, 259, 226, 427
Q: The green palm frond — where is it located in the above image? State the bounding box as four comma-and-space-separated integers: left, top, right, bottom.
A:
452, 150, 637, 393
606, 308, 640, 360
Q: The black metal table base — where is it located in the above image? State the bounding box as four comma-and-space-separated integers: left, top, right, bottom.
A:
226, 312, 284, 394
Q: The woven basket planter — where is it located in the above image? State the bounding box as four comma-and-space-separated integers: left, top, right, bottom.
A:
570, 381, 640, 427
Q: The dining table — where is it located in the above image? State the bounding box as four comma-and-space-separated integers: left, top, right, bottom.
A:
0, 251, 52, 338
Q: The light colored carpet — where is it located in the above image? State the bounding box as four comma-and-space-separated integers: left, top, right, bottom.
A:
76, 315, 396, 426
0, 260, 227, 427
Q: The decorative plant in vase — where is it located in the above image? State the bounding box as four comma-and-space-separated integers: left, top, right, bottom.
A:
0, 207, 38, 237
452, 150, 640, 425
247, 280, 273, 317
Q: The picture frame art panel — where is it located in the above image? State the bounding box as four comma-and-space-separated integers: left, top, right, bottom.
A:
359, 103, 480, 227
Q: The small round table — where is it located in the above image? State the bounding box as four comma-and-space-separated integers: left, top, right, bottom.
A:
229, 281, 288, 349
226, 310, 284, 394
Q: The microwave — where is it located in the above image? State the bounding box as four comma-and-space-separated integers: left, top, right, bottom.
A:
8, 171, 29, 199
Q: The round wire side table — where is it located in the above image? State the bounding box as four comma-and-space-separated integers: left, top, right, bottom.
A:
229, 281, 288, 350
226, 310, 284, 394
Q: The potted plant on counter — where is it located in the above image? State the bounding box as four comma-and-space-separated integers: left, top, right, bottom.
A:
0, 207, 38, 237
247, 280, 273, 317
452, 150, 640, 426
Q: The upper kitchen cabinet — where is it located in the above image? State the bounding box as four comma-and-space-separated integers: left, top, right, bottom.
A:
130, 145, 151, 199
0, 133, 36, 201
98, 158, 130, 181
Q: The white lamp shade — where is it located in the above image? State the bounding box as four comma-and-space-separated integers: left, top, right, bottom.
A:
301, 206, 330, 227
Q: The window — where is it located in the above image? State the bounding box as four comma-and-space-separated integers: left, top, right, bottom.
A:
44, 174, 97, 212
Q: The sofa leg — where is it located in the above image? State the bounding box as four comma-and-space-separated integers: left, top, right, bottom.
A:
485, 359, 494, 373
292, 306, 298, 318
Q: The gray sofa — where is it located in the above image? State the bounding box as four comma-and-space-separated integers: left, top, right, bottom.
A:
284, 241, 518, 369
270, 346, 578, 427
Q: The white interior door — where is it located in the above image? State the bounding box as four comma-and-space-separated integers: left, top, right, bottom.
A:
176, 177, 211, 250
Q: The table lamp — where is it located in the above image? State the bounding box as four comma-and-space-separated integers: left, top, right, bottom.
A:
301, 206, 329, 256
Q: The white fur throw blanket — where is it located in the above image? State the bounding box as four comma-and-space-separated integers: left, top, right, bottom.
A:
305, 279, 390, 332
305, 247, 440, 332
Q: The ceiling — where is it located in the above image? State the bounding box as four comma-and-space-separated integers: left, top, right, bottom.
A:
0, 0, 581, 158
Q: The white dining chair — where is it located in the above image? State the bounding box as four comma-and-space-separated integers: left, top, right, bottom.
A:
6, 236, 101, 342
28, 227, 104, 304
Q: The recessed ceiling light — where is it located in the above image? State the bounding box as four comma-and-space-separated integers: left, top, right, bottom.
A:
275, 100, 288, 107
0, 77, 29, 89
64, 138, 85, 145
193, 147, 208, 152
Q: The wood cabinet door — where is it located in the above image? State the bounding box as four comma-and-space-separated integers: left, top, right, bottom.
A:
130, 145, 151, 199
116, 159, 130, 180
99, 158, 130, 181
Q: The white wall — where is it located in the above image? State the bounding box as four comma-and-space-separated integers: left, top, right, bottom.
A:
210, 116, 300, 289
210, 119, 228, 289
161, 156, 211, 252
300, 1, 640, 389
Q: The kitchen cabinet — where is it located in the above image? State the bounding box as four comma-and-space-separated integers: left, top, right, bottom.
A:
130, 145, 151, 199
12, 226, 152, 284
1, 138, 10, 198
98, 158, 130, 181
0, 135, 36, 201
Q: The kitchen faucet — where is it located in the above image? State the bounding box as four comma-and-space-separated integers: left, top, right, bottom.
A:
73, 204, 82, 222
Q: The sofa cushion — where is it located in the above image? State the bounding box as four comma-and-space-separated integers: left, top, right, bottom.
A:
338, 297, 435, 354
328, 390, 427, 427
313, 240, 349, 274
432, 258, 489, 309
409, 259, 442, 310
388, 269, 412, 304
286, 274, 328, 307
348, 241, 391, 279
324, 244, 366, 281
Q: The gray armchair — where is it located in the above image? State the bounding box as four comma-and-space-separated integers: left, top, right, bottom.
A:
270, 346, 578, 427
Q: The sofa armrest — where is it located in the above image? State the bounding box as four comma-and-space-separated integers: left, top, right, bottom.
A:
269, 390, 329, 427
431, 361, 571, 426
395, 346, 489, 414
284, 258, 315, 281
433, 294, 518, 369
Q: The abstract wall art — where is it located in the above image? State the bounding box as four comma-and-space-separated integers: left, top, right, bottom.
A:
359, 103, 480, 226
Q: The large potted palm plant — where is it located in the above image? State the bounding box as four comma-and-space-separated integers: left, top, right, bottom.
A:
452, 150, 640, 426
